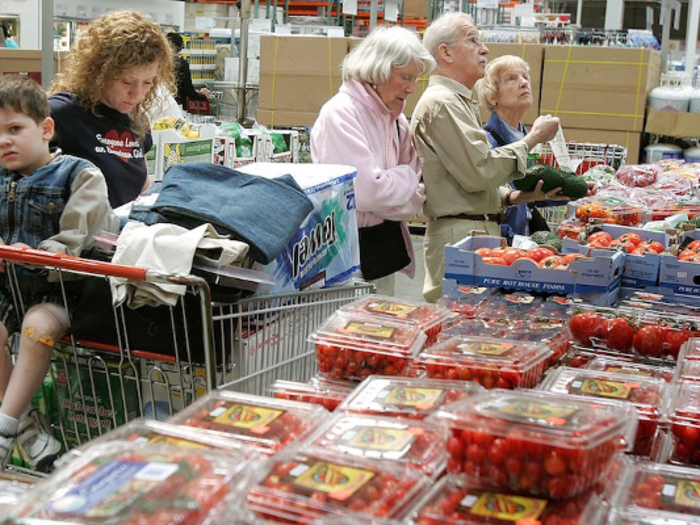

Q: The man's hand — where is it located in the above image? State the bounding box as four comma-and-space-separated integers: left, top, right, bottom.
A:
524, 115, 560, 150
509, 179, 571, 206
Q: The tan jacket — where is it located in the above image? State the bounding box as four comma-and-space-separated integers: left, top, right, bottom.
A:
410, 75, 529, 218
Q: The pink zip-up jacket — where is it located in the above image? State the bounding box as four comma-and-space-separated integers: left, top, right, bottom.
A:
311, 78, 426, 277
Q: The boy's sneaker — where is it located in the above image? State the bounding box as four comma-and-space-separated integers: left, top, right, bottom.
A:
0, 433, 17, 471
15, 410, 61, 473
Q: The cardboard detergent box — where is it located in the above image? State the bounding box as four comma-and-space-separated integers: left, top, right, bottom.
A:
540, 46, 660, 132
444, 234, 623, 295
236, 163, 360, 294
659, 227, 700, 295
562, 223, 677, 288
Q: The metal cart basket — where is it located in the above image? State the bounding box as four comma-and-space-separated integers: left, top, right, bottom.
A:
538, 140, 628, 227
0, 246, 372, 456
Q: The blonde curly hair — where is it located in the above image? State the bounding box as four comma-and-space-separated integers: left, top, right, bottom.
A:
50, 10, 175, 139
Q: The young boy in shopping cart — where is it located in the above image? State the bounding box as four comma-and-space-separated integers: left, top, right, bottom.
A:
0, 75, 119, 472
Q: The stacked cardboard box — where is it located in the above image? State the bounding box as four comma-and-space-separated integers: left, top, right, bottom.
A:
540, 46, 660, 163
257, 34, 348, 127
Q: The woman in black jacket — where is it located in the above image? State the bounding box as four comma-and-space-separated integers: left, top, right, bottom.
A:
166, 32, 211, 108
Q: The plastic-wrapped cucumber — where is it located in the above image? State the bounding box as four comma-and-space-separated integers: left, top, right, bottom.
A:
514, 164, 588, 199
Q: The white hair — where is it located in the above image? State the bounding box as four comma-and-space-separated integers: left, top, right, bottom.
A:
423, 12, 475, 61
342, 26, 436, 84
476, 55, 531, 112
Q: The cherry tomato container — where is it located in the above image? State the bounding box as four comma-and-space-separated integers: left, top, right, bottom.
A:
167, 390, 329, 455
0, 472, 35, 508
406, 470, 617, 525
679, 337, 700, 361
532, 296, 582, 323
304, 413, 447, 480
4, 441, 254, 525
664, 382, 700, 467
558, 218, 587, 240
309, 312, 427, 381
431, 389, 637, 499
610, 461, 700, 523
502, 321, 571, 367
70, 419, 262, 459
338, 375, 484, 421
338, 295, 450, 347
245, 448, 430, 524
436, 318, 509, 343
439, 285, 494, 320
270, 377, 356, 412
585, 356, 675, 383
538, 367, 670, 456
415, 336, 552, 389
573, 197, 645, 227
650, 201, 700, 221
474, 292, 544, 322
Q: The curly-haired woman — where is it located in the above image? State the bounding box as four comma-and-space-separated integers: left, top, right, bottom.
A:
49, 10, 175, 207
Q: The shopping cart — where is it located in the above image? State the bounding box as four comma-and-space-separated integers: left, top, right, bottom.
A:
537, 141, 628, 227
0, 246, 373, 457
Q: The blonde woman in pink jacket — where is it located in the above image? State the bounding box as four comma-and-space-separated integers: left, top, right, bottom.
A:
311, 27, 436, 296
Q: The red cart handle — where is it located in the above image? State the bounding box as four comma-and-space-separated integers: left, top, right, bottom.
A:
0, 245, 148, 281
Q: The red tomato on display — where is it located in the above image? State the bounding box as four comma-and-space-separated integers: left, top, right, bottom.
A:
482, 256, 509, 266
569, 312, 604, 347
539, 255, 566, 269
601, 318, 635, 351
586, 231, 613, 247
633, 326, 665, 358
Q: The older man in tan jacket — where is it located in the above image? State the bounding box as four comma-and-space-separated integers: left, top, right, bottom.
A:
411, 12, 562, 303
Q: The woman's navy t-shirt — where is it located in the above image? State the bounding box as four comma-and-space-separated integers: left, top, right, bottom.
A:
49, 92, 152, 207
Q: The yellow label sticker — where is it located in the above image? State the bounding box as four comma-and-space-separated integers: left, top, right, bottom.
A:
489, 400, 578, 425
673, 480, 700, 509
460, 491, 548, 521
290, 462, 375, 501
345, 321, 395, 340
340, 426, 416, 454
569, 378, 632, 400
383, 387, 444, 409
212, 403, 284, 432
458, 342, 515, 356
366, 301, 420, 318
146, 434, 209, 450
605, 366, 652, 377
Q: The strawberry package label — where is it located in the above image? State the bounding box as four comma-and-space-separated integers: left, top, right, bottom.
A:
270, 377, 355, 412
538, 367, 670, 456
612, 461, 700, 522
415, 336, 551, 389
431, 389, 637, 499
305, 414, 447, 480
168, 390, 328, 455
339, 295, 450, 347
406, 471, 616, 525
338, 375, 484, 420
444, 235, 624, 296
245, 449, 430, 523
310, 312, 427, 381
8, 442, 253, 525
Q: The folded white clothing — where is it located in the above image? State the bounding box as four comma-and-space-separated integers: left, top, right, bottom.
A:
110, 222, 249, 308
